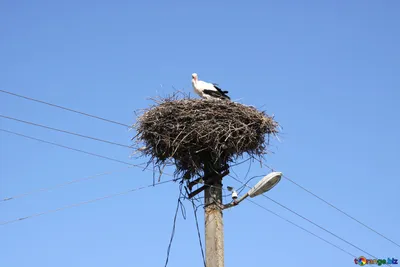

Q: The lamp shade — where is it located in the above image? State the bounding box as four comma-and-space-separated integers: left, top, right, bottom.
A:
248, 172, 282, 197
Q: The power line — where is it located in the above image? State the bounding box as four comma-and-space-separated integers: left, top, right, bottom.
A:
1, 165, 140, 203
0, 114, 132, 149
164, 196, 182, 267
0, 129, 171, 176
164, 184, 186, 267
0, 179, 176, 226
192, 199, 206, 267
230, 176, 380, 260
248, 199, 356, 258
0, 128, 136, 166
0, 89, 130, 128
262, 163, 400, 248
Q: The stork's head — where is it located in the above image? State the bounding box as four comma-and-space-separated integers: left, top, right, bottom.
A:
191, 73, 198, 81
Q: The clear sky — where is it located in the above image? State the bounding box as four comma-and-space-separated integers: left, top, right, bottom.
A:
1, 1, 399, 266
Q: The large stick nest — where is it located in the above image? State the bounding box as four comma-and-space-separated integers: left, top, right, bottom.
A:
133, 92, 279, 181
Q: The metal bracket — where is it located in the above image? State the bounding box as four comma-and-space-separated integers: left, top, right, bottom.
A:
188, 177, 204, 191
188, 185, 206, 199
187, 167, 230, 199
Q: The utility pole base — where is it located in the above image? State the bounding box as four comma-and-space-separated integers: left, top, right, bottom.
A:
205, 177, 224, 267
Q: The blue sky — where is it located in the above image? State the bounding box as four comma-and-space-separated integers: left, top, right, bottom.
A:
1, 1, 399, 266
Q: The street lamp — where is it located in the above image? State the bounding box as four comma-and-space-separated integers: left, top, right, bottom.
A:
224, 172, 282, 209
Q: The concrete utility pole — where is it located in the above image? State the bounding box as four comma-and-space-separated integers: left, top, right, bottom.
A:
187, 164, 228, 267
204, 166, 225, 267
197, 164, 281, 267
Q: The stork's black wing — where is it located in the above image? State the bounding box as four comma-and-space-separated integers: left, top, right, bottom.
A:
203, 89, 230, 100
212, 83, 229, 94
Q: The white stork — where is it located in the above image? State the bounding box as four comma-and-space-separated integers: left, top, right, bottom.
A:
191, 73, 230, 100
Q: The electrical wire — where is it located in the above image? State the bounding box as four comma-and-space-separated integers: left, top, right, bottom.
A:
0, 165, 143, 203
192, 199, 206, 267
0, 114, 132, 149
4, 88, 392, 253
0, 89, 130, 128
3, 124, 393, 258
228, 157, 252, 168
262, 162, 400, 248
248, 199, 356, 258
0, 128, 172, 177
164, 183, 186, 267
0, 179, 176, 226
236, 174, 265, 196
230, 175, 380, 260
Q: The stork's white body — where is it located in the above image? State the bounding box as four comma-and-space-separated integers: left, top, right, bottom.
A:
192, 80, 216, 99
191, 73, 230, 100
